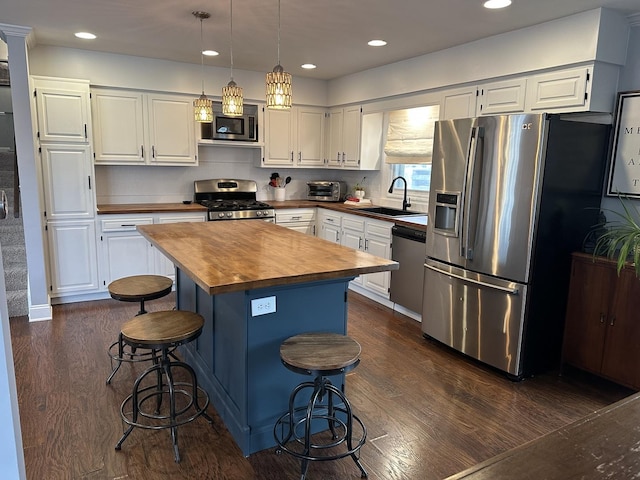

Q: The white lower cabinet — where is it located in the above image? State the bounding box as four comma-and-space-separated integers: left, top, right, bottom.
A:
334, 211, 393, 298
275, 208, 316, 236
47, 220, 100, 295
99, 216, 155, 288
318, 209, 342, 244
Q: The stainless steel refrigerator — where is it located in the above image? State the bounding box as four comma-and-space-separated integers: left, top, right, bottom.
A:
423, 113, 610, 378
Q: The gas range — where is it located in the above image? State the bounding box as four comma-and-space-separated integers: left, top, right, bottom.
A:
194, 179, 275, 221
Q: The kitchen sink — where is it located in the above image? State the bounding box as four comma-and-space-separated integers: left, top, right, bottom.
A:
357, 206, 424, 217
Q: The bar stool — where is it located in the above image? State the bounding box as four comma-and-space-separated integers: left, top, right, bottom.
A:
106, 275, 174, 384
274, 332, 368, 479
115, 310, 213, 463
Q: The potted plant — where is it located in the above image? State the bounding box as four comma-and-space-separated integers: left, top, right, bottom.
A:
593, 196, 640, 277
354, 177, 366, 199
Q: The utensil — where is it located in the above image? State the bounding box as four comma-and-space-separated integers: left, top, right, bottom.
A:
285, 176, 291, 185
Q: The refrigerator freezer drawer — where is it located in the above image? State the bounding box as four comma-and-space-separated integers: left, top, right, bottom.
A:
422, 259, 527, 377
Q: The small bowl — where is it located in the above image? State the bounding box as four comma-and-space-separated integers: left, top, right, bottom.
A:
182, 200, 192, 204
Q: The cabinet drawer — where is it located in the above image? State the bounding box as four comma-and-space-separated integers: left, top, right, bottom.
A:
342, 216, 365, 232
276, 209, 316, 223
321, 212, 342, 225
366, 220, 392, 238
101, 217, 153, 232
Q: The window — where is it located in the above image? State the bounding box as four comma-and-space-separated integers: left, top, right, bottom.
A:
384, 104, 439, 195
390, 164, 431, 192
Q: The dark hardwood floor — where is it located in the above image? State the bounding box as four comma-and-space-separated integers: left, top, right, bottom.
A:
10, 292, 632, 480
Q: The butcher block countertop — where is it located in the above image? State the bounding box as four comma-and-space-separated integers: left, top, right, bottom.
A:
446, 392, 640, 480
137, 220, 398, 295
97, 202, 208, 214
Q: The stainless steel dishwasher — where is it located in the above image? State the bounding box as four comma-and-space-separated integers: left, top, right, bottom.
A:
390, 224, 426, 314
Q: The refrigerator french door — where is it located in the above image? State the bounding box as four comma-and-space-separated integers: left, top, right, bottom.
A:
423, 113, 610, 378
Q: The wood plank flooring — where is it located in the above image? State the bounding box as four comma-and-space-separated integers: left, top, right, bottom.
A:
10, 292, 632, 480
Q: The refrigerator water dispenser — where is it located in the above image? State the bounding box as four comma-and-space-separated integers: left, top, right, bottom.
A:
433, 192, 460, 236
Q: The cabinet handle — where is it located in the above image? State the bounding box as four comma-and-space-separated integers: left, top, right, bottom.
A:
291, 151, 294, 162
84, 124, 87, 139
342, 152, 346, 163
291, 216, 301, 220
152, 146, 156, 158
327, 218, 334, 223
88, 176, 92, 190
364, 239, 369, 250
600, 313, 605, 323
336, 152, 340, 162
120, 224, 136, 227
610, 316, 616, 326
313, 225, 316, 235
298, 152, 301, 163
358, 237, 362, 250
141, 145, 144, 158
335, 232, 339, 243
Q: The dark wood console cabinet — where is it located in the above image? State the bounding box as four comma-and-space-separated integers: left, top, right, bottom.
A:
562, 252, 640, 390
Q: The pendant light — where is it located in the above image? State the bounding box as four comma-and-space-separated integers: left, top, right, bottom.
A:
222, 0, 243, 116
193, 11, 213, 123
265, 0, 292, 109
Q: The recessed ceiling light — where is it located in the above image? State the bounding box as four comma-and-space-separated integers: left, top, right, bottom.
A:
301, 64, 317, 70
368, 40, 387, 47
202, 50, 219, 57
483, 0, 512, 9
75, 32, 96, 40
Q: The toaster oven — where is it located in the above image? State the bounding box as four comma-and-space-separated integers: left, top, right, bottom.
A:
306, 181, 347, 202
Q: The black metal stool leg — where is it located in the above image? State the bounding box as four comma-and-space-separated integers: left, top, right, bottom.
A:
106, 332, 125, 385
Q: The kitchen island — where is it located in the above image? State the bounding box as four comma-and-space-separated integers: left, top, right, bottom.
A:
137, 220, 397, 455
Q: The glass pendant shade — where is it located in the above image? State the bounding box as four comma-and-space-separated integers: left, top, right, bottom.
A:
222, 80, 244, 116
266, 64, 292, 110
194, 93, 213, 122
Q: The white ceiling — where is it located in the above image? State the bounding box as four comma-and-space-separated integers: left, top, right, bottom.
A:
1, 0, 640, 81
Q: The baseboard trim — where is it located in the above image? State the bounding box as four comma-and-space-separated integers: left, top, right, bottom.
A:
28, 303, 53, 322
348, 284, 422, 322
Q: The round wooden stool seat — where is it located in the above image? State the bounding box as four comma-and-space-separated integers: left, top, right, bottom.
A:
121, 310, 204, 350
280, 332, 361, 376
115, 310, 212, 463
275, 332, 367, 479
106, 275, 174, 384
108, 274, 173, 307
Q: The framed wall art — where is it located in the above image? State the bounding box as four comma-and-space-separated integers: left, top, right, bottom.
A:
607, 90, 640, 198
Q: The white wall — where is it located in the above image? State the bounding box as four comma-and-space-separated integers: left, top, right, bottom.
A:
328, 8, 630, 106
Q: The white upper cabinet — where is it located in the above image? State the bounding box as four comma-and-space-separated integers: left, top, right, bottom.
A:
359, 112, 384, 170
263, 106, 325, 167
33, 77, 91, 144
92, 89, 145, 164
328, 106, 362, 168
91, 88, 197, 166
526, 67, 589, 112
441, 87, 478, 120
477, 78, 527, 116
146, 94, 196, 165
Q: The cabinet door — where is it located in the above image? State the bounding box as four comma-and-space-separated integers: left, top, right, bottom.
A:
359, 112, 384, 170
101, 232, 155, 285
342, 106, 362, 168
41, 144, 95, 219
362, 220, 392, 297
526, 67, 589, 112
477, 78, 527, 116
562, 257, 612, 374
92, 89, 145, 164
297, 107, 325, 166
601, 268, 640, 388
35, 84, 90, 143
47, 221, 99, 295
146, 95, 197, 165
442, 87, 478, 120
327, 108, 343, 166
264, 108, 295, 166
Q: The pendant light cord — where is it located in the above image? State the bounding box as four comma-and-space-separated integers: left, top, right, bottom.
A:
277, 0, 281, 65
199, 17, 205, 94
230, 0, 234, 81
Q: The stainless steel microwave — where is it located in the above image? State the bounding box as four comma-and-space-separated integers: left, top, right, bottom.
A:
200, 103, 258, 142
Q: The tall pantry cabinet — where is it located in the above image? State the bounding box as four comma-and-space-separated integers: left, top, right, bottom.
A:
33, 77, 99, 296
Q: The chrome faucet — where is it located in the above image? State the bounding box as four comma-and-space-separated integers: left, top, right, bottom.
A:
388, 176, 411, 211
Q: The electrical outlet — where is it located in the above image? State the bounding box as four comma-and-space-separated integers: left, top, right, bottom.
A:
251, 296, 276, 316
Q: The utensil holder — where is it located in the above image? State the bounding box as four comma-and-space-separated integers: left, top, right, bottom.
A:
274, 187, 286, 201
